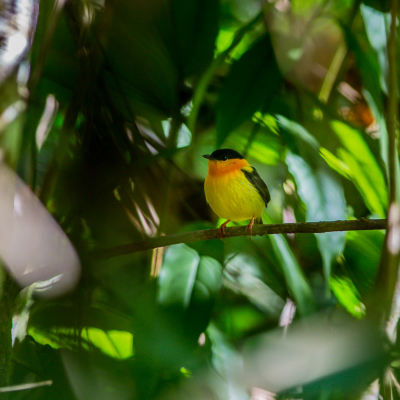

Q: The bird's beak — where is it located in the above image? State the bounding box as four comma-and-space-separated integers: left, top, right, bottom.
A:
202, 154, 215, 160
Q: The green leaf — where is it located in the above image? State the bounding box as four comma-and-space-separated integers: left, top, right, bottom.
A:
360, 4, 389, 94
158, 244, 222, 308
103, 1, 180, 118
29, 326, 133, 359
320, 147, 351, 179
331, 120, 387, 217
286, 152, 346, 284
223, 252, 285, 314
223, 118, 283, 165
216, 34, 282, 146
361, 0, 391, 13
269, 234, 315, 315
192, 256, 223, 303
344, 229, 384, 293
330, 276, 365, 319
356, 5, 400, 200
278, 117, 347, 284
343, 22, 389, 174
172, 0, 219, 77
158, 244, 201, 308
12, 336, 76, 400
207, 324, 249, 399
277, 115, 320, 151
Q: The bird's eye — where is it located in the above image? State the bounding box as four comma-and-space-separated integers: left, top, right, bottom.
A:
222, 156, 228, 161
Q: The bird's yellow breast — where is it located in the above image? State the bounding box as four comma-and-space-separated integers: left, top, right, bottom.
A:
204, 161, 265, 222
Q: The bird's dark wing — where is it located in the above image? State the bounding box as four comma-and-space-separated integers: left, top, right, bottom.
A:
242, 167, 271, 207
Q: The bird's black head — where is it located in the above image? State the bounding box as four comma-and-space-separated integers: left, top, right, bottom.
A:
202, 148, 244, 161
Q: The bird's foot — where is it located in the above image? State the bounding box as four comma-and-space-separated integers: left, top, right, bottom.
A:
245, 216, 256, 236
218, 220, 230, 241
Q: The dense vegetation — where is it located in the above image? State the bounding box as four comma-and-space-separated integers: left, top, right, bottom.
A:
0, 0, 399, 399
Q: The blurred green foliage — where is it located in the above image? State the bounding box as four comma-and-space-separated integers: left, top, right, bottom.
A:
0, 0, 398, 398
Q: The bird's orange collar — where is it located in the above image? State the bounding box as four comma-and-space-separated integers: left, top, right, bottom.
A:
207, 158, 249, 177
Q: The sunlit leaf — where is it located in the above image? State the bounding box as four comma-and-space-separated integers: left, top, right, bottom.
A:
216, 34, 282, 146
278, 116, 347, 284
331, 120, 387, 217
320, 147, 351, 179
277, 115, 319, 151
343, 22, 389, 174
330, 276, 365, 319
29, 326, 133, 359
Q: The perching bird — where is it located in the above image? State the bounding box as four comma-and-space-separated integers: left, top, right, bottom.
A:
203, 148, 270, 239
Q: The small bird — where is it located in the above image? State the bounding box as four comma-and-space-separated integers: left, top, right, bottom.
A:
203, 148, 270, 239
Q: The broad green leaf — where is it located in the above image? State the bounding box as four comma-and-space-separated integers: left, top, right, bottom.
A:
331, 120, 387, 217
30, 326, 133, 359
357, 5, 400, 200
172, 0, 219, 77
322, 147, 385, 215
341, 151, 386, 216
192, 256, 223, 303
269, 234, 315, 315
224, 252, 285, 314
158, 244, 201, 308
278, 117, 347, 283
286, 152, 346, 283
216, 34, 282, 146
224, 119, 283, 165
330, 276, 365, 319
360, 4, 389, 94
320, 147, 351, 179
158, 244, 222, 308
343, 23, 389, 174
277, 115, 319, 151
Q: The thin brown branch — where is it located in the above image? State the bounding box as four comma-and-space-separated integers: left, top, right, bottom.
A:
92, 219, 387, 260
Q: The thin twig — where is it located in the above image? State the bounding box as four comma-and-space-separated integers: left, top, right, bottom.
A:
92, 219, 387, 260
0, 380, 52, 393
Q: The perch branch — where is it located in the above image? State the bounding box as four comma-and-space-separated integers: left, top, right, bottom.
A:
92, 219, 387, 260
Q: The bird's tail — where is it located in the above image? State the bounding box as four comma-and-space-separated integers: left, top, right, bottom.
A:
255, 216, 263, 224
